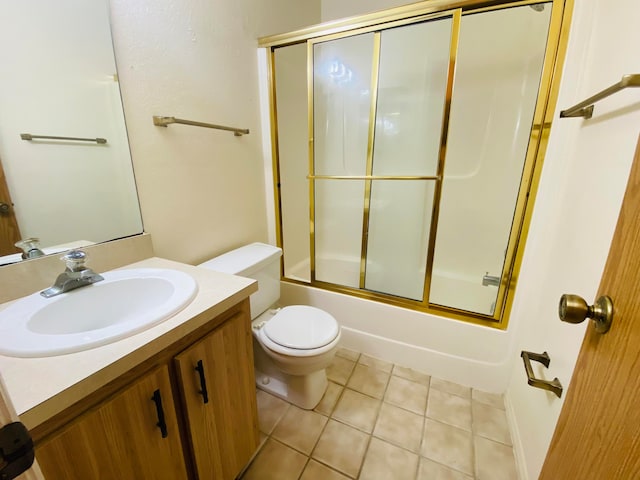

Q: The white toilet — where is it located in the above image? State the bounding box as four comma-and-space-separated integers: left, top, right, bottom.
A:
199, 242, 341, 409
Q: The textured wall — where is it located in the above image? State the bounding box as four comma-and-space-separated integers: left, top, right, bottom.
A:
109, 0, 320, 264
321, 0, 412, 21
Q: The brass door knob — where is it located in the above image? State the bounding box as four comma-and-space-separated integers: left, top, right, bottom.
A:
558, 294, 613, 334
0, 202, 9, 214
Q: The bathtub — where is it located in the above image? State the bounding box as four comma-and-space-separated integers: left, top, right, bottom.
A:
281, 256, 510, 392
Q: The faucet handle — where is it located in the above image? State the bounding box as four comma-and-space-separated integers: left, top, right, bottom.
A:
15, 237, 45, 259
62, 250, 87, 272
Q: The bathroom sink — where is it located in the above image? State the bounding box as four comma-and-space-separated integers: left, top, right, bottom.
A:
0, 268, 198, 358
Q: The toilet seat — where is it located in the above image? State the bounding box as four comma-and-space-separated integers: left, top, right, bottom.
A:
258, 306, 340, 357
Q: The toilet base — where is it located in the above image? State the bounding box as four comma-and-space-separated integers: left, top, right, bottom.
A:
254, 366, 328, 410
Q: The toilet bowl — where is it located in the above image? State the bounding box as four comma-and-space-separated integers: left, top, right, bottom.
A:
199, 243, 341, 409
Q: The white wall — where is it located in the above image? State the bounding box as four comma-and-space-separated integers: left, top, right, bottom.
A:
109, 0, 321, 264
322, 0, 410, 21
505, 0, 640, 478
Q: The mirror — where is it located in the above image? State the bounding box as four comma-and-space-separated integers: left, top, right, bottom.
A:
0, 0, 143, 265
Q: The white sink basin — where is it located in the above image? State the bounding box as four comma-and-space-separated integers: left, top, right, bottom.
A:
0, 268, 198, 358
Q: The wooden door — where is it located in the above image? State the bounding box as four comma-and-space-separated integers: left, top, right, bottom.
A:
0, 156, 21, 256
174, 308, 259, 480
36, 366, 188, 480
539, 136, 640, 478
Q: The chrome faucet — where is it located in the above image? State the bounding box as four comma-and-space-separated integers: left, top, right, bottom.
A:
15, 237, 45, 260
40, 250, 104, 298
482, 272, 501, 287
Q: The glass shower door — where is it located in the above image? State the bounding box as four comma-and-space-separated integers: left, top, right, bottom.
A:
312, 15, 455, 299
268, 0, 563, 325
429, 4, 552, 314
364, 18, 453, 300
313, 33, 374, 288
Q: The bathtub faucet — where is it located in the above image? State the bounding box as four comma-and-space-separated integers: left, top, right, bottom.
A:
482, 273, 501, 287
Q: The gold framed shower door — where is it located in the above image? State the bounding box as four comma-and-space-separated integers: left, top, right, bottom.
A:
261, 0, 574, 329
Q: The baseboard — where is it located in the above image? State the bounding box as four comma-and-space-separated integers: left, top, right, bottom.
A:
505, 391, 528, 480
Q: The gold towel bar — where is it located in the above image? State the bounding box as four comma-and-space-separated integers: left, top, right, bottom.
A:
152, 116, 249, 136
560, 73, 640, 119
20, 133, 107, 144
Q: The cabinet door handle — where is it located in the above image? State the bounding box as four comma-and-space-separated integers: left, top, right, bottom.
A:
151, 389, 168, 438
194, 360, 209, 404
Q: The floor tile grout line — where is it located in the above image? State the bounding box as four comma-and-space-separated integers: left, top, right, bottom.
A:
310, 391, 342, 455
474, 433, 514, 447
425, 387, 474, 433
335, 349, 361, 363
271, 406, 330, 457
470, 398, 515, 447
421, 416, 477, 478
420, 456, 477, 480
352, 359, 394, 479
429, 383, 472, 399
414, 388, 429, 480
310, 417, 361, 478
346, 364, 390, 400
253, 353, 512, 480
310, 457, 356, 479
266, 402, 290, 435
260, 436, 311, 479
330, 363, 432, 457
308, 384, 362, 479
265, 390, 461, 455
321, 381, 347, 418
343, 370, 430, 406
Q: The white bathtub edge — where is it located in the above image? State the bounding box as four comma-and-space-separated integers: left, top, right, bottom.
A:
339, 325, 510, 392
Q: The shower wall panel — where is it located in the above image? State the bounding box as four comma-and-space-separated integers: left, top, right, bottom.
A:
429, 4, 552, 314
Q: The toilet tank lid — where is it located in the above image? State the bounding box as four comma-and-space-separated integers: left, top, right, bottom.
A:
198, 242, 282, 276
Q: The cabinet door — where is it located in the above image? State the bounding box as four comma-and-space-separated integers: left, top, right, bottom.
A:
36, 365, 188, 480
175, 310, 259, 480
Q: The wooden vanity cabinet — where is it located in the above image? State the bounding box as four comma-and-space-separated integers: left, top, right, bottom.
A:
175, 309, 259, 480
36, 365, 188, 479
32, 299, 259, 480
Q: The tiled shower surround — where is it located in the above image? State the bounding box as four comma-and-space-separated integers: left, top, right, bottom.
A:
241, 348, 517, 480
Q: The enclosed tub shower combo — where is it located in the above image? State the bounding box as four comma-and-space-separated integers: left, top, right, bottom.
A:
261, 0, 571, 328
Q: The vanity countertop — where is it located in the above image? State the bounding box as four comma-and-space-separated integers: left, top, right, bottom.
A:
0, 257, 257, 430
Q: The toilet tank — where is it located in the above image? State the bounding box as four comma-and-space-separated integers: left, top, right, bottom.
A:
198, 243, 282, 320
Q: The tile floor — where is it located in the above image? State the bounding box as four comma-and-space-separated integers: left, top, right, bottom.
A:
241, 348, 518, 480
